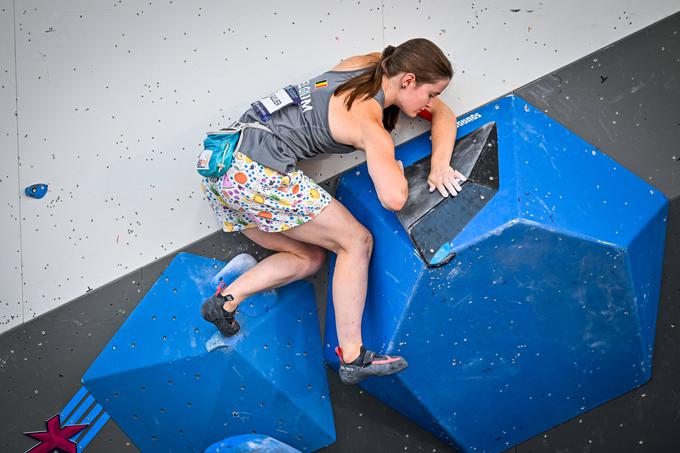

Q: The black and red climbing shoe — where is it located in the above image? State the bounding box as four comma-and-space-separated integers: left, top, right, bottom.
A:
335, 345, 408, 385
200, 283, 240, 337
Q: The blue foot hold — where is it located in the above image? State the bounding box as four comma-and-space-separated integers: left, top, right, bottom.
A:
210, 253, 258, 287
204, 434, 301, 453
205, 253, 279, 352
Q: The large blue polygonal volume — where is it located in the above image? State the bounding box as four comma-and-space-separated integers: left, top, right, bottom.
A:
323, 95, 668, 452
83, 252, 335, 452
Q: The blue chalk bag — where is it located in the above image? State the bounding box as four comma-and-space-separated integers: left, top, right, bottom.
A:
196, 121, 273, 178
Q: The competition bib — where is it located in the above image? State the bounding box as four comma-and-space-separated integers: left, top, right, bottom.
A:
251, 85, 301, 122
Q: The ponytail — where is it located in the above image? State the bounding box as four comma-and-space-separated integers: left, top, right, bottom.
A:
334, 39, 452, 132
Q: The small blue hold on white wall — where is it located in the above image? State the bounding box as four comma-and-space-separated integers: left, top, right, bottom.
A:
24, 183, 48, 199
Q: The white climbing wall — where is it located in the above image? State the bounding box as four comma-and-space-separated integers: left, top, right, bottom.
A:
1, 0, 678, 334
0, 1, 22, 332
4, 0, 382, 332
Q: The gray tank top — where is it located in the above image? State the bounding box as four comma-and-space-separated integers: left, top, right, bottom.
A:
237, 68, 385, 174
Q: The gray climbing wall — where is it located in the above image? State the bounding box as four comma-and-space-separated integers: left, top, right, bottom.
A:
517, 13, 680, 198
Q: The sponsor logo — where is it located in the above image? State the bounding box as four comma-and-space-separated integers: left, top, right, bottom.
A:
456, 112, 482, 127
24, 413, 89, 453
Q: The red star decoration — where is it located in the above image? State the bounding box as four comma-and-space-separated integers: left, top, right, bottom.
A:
24, 413, 88, 453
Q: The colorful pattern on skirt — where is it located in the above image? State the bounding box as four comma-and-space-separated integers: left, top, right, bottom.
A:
201, 151, 332, 233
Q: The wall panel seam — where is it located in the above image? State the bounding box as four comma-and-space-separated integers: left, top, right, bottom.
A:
381, 0, 385, 50
12, 0, 24, 325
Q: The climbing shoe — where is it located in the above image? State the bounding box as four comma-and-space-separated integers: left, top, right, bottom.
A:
335, 345, 408, 385
201, 284, 240, 337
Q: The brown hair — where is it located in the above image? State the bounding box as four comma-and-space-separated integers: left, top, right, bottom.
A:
334, 38, 453, 131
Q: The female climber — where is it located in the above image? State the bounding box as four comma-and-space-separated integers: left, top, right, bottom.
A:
200, 38, 465, 384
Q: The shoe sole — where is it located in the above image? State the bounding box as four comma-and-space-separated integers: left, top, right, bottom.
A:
339, 359, 408, 385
